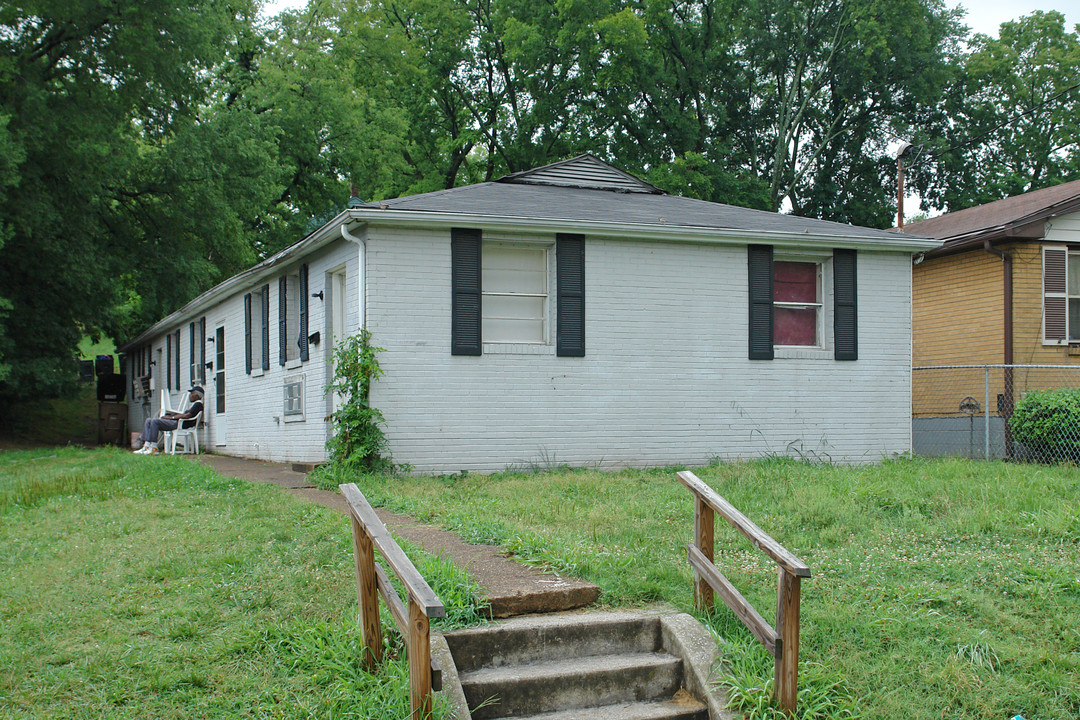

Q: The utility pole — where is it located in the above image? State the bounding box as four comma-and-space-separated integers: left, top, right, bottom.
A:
896, 142, 914, 230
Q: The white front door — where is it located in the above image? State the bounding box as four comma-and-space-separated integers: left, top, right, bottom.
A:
328, 269, 347, 416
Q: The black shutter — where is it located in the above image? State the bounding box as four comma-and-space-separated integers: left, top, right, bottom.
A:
299, 264, 309, 362
261, 284, 270, 371
189, 322, 195, 386
556, 233, 586, 357
451, 228, 482, 355
833, 249, 858, 361
174, 331, 180, 389
166, 334, 173, 390
198, 318, 206, 382
748, 244, 774, 360
244, 292, 253, 374
279, 276, 288, 365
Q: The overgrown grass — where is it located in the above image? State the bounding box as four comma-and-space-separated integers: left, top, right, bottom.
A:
312, 457, 1080, 720
0, 447, 483, 719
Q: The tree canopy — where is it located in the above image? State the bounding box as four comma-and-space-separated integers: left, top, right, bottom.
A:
0, 0, 1077, 403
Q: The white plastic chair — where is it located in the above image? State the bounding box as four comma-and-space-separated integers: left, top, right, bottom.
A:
159, 390, 191, 452
167, 410, 203, 455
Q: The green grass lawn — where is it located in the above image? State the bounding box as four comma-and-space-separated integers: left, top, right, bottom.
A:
313, 457, 1080, 720
3, 449, 1078, 719
0, 447, 482, 719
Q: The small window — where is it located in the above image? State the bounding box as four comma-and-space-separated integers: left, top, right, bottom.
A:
190, 319, 206, 385
482, 243, 548, 343
283, 375, 304, 420
774, 260, 822, 347
246, 288, 267, 373
1068, 252, 1080, 342
285, 274, 300, 362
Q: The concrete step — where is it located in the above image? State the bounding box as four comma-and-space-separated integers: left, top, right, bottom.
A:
461, 652, 684, 719
445, 611, 663, 673
502, 696, 709, 720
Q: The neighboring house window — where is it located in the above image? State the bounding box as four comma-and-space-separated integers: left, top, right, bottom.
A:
1042, 246, 1080, 344
451, 229, 585, 356
748, 245, 857, 360
279, 266, 310, 365
483, 242, 548, 343
283, 375, 304, 420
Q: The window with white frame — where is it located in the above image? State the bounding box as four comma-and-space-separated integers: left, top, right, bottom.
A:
773, 259, 823, 347
1041, 246, 1080, 344
284, 274, 300, 361
283, 375, 304, 420
482, 242, 548, 343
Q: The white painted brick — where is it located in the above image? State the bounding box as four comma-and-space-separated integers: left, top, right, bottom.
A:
130, 224, 915, 472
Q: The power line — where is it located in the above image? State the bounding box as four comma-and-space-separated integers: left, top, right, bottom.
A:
928, 80, 1080, 159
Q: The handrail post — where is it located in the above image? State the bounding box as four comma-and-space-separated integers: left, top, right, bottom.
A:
775, 569, 802, 716
693, 495, 715, 610
408, 597, 432, 718
350, 513, 383, 670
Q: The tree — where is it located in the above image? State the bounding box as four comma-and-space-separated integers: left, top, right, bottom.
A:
0, 0, 265, 401
909, 11, 1080, 212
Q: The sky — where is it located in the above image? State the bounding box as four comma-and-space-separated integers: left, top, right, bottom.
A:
959, 0, 1079, 35
260, 0, 1079, 35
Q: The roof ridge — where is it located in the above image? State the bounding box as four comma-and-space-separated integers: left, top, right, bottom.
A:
496, 154, 665, 194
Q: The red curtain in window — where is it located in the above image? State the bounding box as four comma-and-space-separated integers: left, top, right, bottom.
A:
774, 261, 817, 345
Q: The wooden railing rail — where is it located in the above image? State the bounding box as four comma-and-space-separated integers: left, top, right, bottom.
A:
677, 470, 811, 716
340, 483, 446, 718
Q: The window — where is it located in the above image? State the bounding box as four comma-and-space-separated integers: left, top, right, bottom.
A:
245, 286, 270, 374
482, 243, 548, 343
279, 266, 309, 365
748, 245, 857, 360
1043, 246, 1080, 344
283, 375, 304, 420
451, 229, 585, 356
190, 318, 206, 386
173, 330, 181, 389
774, 260, 822, 347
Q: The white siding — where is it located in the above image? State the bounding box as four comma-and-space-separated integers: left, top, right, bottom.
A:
129, 241, 359, 462
368, 226, 914, 474
128, 224, 914, 472
1045, 210, 1080, 242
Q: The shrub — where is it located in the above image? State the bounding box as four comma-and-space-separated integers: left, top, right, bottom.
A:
325, 329, 393, 471
1009, 387, 1080, 462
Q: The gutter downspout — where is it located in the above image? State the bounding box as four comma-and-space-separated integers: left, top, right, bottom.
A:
341, 223, 366, 329
983, 239, 1013, 457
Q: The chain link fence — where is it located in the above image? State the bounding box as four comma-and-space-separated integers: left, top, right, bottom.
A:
913, 365, 1080, 460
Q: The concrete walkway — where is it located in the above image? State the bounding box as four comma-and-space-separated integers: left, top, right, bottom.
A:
193, 454, 600, 617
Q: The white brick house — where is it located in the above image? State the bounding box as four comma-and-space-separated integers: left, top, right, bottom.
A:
121, 156, 938, 472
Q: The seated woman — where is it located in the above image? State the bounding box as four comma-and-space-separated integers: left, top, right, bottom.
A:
134, 386, 204, 454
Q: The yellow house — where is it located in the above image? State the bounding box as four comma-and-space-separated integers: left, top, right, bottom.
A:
906, 179, 1080, 457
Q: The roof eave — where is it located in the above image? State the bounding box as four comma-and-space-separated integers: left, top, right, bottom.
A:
119, 210, 353, 351
349, 207, 941, 252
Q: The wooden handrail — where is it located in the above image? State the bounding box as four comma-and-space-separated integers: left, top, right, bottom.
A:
678, 471, 810, 716
341, 483, 445, 718
678, 471, 810, 578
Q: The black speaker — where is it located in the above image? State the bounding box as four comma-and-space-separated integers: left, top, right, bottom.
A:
97, 373, 127, 402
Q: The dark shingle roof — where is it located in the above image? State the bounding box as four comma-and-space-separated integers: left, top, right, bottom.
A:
361, 178, 905, 241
